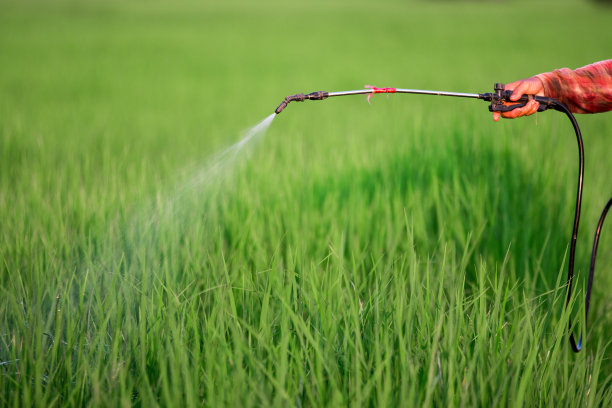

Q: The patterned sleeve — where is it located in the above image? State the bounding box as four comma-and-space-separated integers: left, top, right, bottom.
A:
535, 59, 612, 114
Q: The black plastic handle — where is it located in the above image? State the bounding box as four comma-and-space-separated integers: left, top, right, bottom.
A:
489, 102, 551, 113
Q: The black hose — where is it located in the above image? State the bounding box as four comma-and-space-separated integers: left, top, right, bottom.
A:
553, 102, 612, 352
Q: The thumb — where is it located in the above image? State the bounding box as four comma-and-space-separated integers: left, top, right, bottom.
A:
493, 111, 501, 122
510, 80, 531, 101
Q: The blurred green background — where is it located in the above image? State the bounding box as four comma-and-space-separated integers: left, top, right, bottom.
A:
1, 0, 612, 406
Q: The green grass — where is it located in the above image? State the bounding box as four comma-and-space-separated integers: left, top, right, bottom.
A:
2, 0, 612, 406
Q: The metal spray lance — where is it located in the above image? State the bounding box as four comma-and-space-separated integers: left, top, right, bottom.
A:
274, 83, 559, 114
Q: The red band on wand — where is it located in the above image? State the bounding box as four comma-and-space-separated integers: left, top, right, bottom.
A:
365, 85, 397, 104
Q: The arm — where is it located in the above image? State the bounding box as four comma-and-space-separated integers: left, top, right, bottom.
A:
493, 59, 612, 121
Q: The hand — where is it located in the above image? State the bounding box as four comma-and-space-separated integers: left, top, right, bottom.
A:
492, 76, 545, 121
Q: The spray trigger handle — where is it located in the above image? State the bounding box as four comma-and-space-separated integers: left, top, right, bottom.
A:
489, 102, 551, 113
484, 83, 558, 113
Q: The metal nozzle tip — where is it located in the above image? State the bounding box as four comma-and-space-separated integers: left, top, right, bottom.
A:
275, 101, 288, 114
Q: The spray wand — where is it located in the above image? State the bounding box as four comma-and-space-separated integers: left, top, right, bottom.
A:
274, 83, 612, 353
274, 83, 558, 114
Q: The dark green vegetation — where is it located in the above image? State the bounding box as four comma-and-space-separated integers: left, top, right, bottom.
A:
1, 0, 612, 406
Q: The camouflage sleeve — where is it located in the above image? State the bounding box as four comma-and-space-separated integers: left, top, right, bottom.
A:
535, 59, 612, 114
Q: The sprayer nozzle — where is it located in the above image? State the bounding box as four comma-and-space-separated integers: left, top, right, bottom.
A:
274, 93, 306, 114
275, 101, 288, 114
274, 91, 329, 114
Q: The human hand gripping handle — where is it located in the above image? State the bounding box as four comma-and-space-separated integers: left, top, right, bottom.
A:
492, 76, 546, 121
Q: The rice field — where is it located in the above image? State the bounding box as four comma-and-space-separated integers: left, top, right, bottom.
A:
1, 0, 612, 406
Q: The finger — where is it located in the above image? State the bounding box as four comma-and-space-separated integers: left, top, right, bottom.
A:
511, 77, 545, 100
493, 111, 501, 122
501, 104, 530, 119
501, 107, 528, 119
510, 81, 531, 101
500, 99, 538, 119
524, 100, 539, 116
